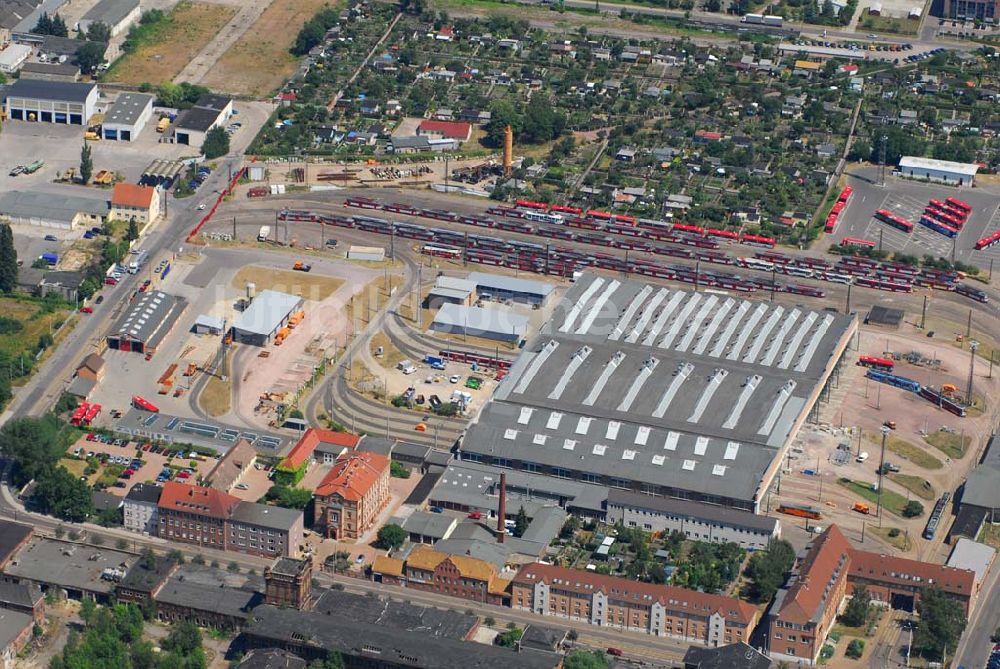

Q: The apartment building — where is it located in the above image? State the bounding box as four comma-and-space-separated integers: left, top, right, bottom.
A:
371, 545, 511, 605
511, 563, 759, 645
313, 452, 390, 540
123, 483, 162, 535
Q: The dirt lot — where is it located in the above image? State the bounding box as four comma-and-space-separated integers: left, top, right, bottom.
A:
200, 0, 334, 97
231, 266, 345, 301
104, 2, 238, 86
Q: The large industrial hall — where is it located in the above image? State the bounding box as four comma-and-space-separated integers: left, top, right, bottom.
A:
459, 273, 857, 512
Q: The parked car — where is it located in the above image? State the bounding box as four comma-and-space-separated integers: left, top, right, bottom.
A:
80, 306, 93, 314
44, 234, 58, 242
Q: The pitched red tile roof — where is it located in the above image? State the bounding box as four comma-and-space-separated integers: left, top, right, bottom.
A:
417, 120, 472, 140
775, 524, 852, 625
111, 183, 155, 209
158, 481, 240, 519
849, 549, 975, 597
514, 563, 758, 626
314, 451, 389, 501
279, 428, 360, 470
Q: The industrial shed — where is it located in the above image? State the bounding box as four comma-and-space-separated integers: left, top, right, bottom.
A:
79, 0, 140, 37
170, 94, 233, 148
898, 156, 979, 186
102, 92, 153, 141
0, 190, 107, 230
106, 291, 187, 354
426, 276, 476, 309
230, 290, 303, 346
2, 79, 97, 125
430, 303, 528, 343
466, 272, 554, 306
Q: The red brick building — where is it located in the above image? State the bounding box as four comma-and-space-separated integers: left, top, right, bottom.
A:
768, 525, 978, 665
157, 482, 239, 551
313, 452, 390, 540
511, 563, 759, 645
371, 545, 510, 606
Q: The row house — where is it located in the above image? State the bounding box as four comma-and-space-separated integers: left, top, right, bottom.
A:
371, 545, 510, 606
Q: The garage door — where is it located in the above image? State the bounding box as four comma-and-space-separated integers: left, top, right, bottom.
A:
11, 109, 23, 120
54, 112, 67, 123
104, 129, 118, 140
69, 114, 83, 125
40, 111, 52, 122
121, 130, 131, 141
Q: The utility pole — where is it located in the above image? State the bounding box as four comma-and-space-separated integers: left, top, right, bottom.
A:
232, 216, 236, 239
845, 281, 852, 314
878, 228, 884, 254
879, 134, 888, 187
966, 308, 972, 338
876, 424, 890, 524
920, 294, 927, 330
967, 339, 978, 407
771, 266, 776, 302
389, 223, 395, 260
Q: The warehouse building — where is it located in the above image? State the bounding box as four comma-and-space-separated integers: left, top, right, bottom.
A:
102, 92, 153, 141
459, 273, 856, 512
171, 94, 233, 148
230, 290, 303, 346
430, 303, 528, 343
0, 190, 107, 230
106, 291, 187, 354
79, 0, 140, 38
426, 275, 476, 309
18, 61, 81, 82
467, 272, 554, 306
897, 156, 979, 186
0, 43, 30, 74
2, 79, 97, 125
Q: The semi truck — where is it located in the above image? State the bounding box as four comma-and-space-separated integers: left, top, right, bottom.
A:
128, 250, 149, 274
741, 13, 783, 25
258, 226, 271, 241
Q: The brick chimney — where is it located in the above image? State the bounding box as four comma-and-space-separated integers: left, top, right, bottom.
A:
497, 472, 506, 544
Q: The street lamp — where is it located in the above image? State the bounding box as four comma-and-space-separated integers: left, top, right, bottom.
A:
966, 339, 979, 408
876, 424, 890, 524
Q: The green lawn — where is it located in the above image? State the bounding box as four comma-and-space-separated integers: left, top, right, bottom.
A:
870, 526, 912, 551
867, 431, 943, 470
837, 478, 913, 517
923, 431, 970, 459
887, 473, 935, 500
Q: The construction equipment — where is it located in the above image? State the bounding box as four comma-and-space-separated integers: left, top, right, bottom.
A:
852, 502, 870, 514
183, 363, 198, 376
293, 261, 311, 272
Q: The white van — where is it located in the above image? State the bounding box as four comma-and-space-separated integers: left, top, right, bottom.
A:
856, 451, 869, 463
397, 360, 416, 375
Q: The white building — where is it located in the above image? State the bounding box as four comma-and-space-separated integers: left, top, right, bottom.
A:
123, 483, 162, 535
170, 94, 233, 149
102, 92, 153, 141
898, 156, 979, 186
0, 43, 31, 73
3, 79, 98, 125
79, 0, 141, 38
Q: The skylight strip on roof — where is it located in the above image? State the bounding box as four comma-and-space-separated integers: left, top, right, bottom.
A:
723, 441, 740, 460
708, 301, 751, 358
559, 277, 605, 333
513, 339, 559, 394
606, 421, 621, 440
576, 280, 621, 335
675, 295, 719, 352
609, 285, 653, 341
794, 314, 835, 372
664, 431, 680, 450
652, 362, 694, 418
724, 303, 768, 360
582, 351, 626, 406
694, 436, 709, 455
758, 380, 797, 435
739, 306, 783, 365
690, 298, 734, 357
641, 291, 683, 346
722, 374, 761, 429
517, 407, 534, 425
687, 368, 728, 423
760, 309, 801, 367
657, 293, 702, 350
778, 312, 818, 369
617, 356, 659, 412
624, 288, 669, 344
547, 346, 592, 400
546, 412, 563, 430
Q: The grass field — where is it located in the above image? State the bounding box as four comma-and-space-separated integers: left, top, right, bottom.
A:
923, 431, 970, 459
200, 0, 335, 97
232, 266, 345, 301
887, 473, 935, 500
870, 526, 913, 551
199, 350, 232, 417
866, 430, 943, 470
104, 2, 238, 86
0, 298, 72, 386
837, 478, 913, 517
369, 332, 406, 370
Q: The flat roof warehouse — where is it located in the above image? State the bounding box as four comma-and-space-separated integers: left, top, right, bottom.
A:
460, 273, 856, 511
230, 290, 303, 343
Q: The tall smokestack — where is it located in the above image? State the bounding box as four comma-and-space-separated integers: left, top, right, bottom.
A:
503, 125, 513, 177
497, 472, 507, 543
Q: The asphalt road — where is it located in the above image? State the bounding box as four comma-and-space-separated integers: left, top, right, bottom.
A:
954, 547, 1000, 668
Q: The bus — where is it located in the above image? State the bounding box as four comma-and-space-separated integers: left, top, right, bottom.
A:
421, 244, 462, 260
777, 503, 822, 520
975, 230, 1000, 251
925, 207, 964, 228
919, 216, 959, 239
741, 234, 777, 248
945, 197, 972, 214
858, 355, 894, 371
874, 209, 913, 233
132, 395, 159, 413
837, 186, 853, 203
840, 237, 876, 249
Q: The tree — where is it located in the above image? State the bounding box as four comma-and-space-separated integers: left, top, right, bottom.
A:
840, 586, 871, 627
390, 460, 411, 479
80, 142, 94, 185
514, 506, 529, 537
32, 466, 94, 522
376, 524, 407, 551
201, 126, 229, 159
495, 626, 523, 647
262, 484, 312, 510
308, 655, 346, 669
85, 21, 111, 43
744, 538, 796, 602
845, 639, 865, 659
915, 586, 966, 660
564, 650, 610, 669
51, 14, 69, 36
162, 621, 202, 654
76, 42, 106, 76
126, 219, 140, 242
0, 224, 18, 293
902, 500, 924, 518
34, 12, 67, 36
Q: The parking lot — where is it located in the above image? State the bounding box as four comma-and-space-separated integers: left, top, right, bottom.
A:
835, 172, 1000, 268
64, 433, 216, 497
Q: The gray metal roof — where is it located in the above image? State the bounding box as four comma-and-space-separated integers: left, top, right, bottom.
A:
460, 273, 855, 505
19, 61, 79, 76
607, 488, 780, 533
466, 271, 554, 298
109, 290, 186, 347
0, 190, 108, 223
431, 303, 528, 336
961, 435, 1000, 511
155, 565, 262, 618
82, 0, 138, 26
4, 539, 135, 594
104, 92, 153, 127
400, 510, 457, 540
194, 93, 232, 112
231, 290, 302, 338
946, 538, 994, 585
3, 78, 95, 103
230, 502, 301, 531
